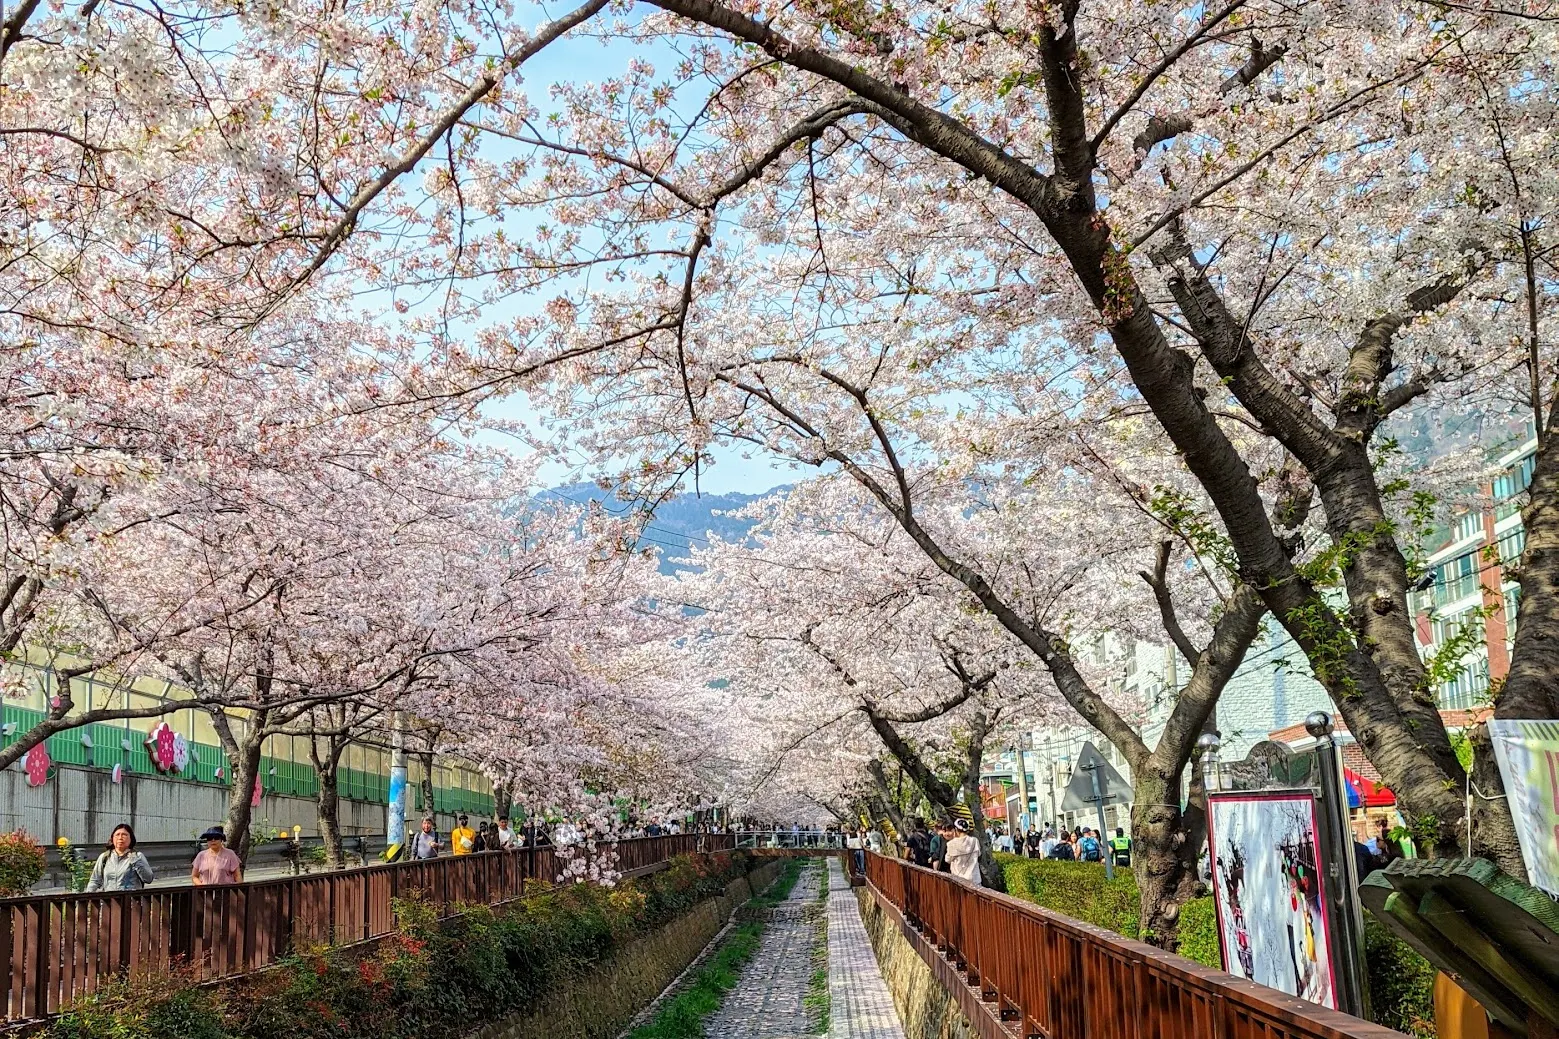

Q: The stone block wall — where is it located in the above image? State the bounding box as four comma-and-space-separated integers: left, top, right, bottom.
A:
472, 858, 784, 1039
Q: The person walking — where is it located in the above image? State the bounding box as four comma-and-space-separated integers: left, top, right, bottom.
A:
411, 817, 441, 859
1109, 827, 1133, 868
494, 816, 516, 850
450, 814, 477, 855
1048, 832, 1075, 860
85, 824, 155, 892
945, 820, 982, 885
845, 828, 866, 875
1078, 828, 1104, 863
929, 820, 951, 873
905, 818, 931, 867
191, 827, 243, 886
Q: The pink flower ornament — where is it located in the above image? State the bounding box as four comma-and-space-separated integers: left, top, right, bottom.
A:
24, 744, 50, 786
148, 722, 178, 772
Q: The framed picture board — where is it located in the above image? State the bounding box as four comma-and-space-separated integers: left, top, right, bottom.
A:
1207, 790, 1338, 1009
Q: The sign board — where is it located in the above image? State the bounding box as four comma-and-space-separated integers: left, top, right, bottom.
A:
1207, 791, 1338, 1009
1489, 719, 1559, 900
1060, 742, 1131, 812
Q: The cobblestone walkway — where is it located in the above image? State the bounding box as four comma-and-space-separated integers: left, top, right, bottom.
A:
704, 861, 824, 1038
824, 859, 905, 1039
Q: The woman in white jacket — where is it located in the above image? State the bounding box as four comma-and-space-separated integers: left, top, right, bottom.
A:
944, 819, 983, 886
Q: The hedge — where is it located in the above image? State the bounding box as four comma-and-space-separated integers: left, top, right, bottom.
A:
996, 854, 1434, 1037
44, 852, 760, 1039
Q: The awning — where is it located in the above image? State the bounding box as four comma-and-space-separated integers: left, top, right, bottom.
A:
1344, 768, 1396, 808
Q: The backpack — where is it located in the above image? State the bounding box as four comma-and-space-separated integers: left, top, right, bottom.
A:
1080, 835, 1102, 861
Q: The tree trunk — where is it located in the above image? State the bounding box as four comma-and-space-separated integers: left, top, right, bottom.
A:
492, 782, 512, 822
316, 772, 344, 868
959, 711, 1007, 892
308, 735, 349, 868
209, 707, 267, 866
223, 741, 264, 865
1130, 768, 1206, 950
417, 749, 436, 823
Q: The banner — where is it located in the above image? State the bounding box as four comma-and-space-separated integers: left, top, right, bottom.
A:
1208, 791, 1338, 1009
1489, 719, 1559, 900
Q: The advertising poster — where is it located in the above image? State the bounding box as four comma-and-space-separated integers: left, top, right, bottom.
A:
1208, 792, 1337, 1009
1489, 719, 1559, 900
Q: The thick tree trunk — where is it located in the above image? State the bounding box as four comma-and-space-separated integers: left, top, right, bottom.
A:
959, 712, 1007, 892
223, 740, 264, 865
1503, 405, 1559, 721
417, 749, 436, 823
316, 769, 344, 867
1131, 769, 1206, 950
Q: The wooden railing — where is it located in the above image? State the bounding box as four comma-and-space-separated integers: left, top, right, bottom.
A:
863, 852, 1405, 1039
0, 833, 729, 1021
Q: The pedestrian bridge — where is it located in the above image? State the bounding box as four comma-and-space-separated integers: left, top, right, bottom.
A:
0, 833, 1401, 1039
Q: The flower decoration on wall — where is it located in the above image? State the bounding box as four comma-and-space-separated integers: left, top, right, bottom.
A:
146, 722, 180, 773
171, 733, 190, 773
24, 744, 50, 787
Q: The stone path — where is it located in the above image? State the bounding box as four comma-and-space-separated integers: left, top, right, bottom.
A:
704, 860, 824, 1038
701, 858, 906, 1039
824, 858, 905, 1039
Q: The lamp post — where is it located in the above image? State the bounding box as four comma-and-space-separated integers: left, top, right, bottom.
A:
1304, 711, 1371, 1020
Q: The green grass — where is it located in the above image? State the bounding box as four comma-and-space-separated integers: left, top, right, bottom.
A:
626, 859, 810, 1039
803, 913, 829, 1033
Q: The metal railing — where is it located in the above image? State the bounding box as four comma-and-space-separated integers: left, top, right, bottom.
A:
863, 852, 1404, 1039
730, 829, 848, 849
0, 833, 723, 1021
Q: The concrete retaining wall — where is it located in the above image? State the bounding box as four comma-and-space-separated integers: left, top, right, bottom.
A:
471, 859, 785, 1039
854, 886, 979, 1039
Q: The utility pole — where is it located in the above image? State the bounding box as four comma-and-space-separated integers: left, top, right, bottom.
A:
386, 711, 408, 854
1084, 760, 1115, 881
1013, 738, 1031, 834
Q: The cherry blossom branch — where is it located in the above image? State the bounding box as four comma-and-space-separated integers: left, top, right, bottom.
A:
275, 0, 610, 307
1139, 541, 1202, 667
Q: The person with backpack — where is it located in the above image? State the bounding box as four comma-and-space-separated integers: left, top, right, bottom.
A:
1109, 827, 1132, 867
1079, 828, 1104, 862
1047, 832, 1075, 860
85, 824, 154, 892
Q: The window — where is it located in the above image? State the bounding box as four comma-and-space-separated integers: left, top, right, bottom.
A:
1440, 659, 1491, 710
1497, 527, 1527, 566
1494, 455, 1536, 519
1504, 586, 1521, 640
1436, 552, 1480, 604
1452, 511, 1483, 543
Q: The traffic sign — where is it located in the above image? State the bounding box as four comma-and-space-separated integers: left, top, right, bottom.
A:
1060, 742, 1131, 812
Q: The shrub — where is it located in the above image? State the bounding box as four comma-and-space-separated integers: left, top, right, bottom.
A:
48, 971, 227, 1039
41, 852, 758, 1039
1365, 919, 1437, 1039
0, 830, 46, 897
1175, 897, 1220, 968
998, 854, 1141, 938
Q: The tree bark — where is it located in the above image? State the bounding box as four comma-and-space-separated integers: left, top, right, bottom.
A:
309, 735, 348, 868
417, 748, 436, 823
218, 728, 265, 865
957, 709, 1007, 891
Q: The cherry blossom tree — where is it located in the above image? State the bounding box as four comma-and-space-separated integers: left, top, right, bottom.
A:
296, 0, 1559, 877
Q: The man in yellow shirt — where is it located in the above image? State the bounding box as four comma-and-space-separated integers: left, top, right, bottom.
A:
450, 814, 477, 855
